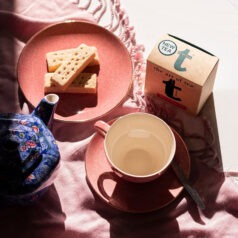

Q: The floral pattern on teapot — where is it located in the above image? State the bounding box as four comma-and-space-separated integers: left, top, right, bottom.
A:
0, 113, 60, 197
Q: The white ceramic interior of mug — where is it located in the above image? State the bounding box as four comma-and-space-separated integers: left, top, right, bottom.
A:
104, 112, 176, 181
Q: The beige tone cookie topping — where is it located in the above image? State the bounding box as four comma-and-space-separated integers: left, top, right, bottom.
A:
50, 46, 96, 90
44, 44, 99, 94
46, 44, 99, 72
44, 73, 97, 94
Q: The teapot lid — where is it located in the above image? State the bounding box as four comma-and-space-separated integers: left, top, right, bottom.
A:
0, 113, 60, 196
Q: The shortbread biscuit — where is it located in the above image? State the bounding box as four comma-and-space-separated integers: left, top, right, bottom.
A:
50, 45, 96, 90
44, 73, 97, 94
46, 45, 99, 72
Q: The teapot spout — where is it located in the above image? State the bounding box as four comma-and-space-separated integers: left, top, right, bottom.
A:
31, 94, 59, 128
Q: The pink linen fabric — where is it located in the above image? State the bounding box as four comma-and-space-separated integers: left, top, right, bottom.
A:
0, 0, 238, 237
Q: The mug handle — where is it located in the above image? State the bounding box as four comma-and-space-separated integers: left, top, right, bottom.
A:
94, 120, 110, 137
97, 171, 119, 201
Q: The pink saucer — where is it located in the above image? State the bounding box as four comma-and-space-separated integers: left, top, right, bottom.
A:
85, 127, 190, 213
17, 21, 133, 122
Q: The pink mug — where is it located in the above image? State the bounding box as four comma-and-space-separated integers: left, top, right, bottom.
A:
94, 112, 176, 183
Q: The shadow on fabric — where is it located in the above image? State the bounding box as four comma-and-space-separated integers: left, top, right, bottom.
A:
0, 185, 67, 238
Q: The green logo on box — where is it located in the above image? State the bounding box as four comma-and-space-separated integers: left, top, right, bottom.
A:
158, 40, 193, 72
174, 49, 192, 72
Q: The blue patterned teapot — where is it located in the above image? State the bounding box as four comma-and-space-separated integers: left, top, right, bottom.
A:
0, 94, 60, 204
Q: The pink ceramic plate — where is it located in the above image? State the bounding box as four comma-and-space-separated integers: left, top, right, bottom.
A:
17, 21, 133, 122
85, 125, 191, 213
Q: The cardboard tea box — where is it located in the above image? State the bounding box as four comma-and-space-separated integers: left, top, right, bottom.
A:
144, 34, 219, 115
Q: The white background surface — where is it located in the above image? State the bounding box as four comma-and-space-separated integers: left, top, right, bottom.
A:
121, 0, 238, 171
